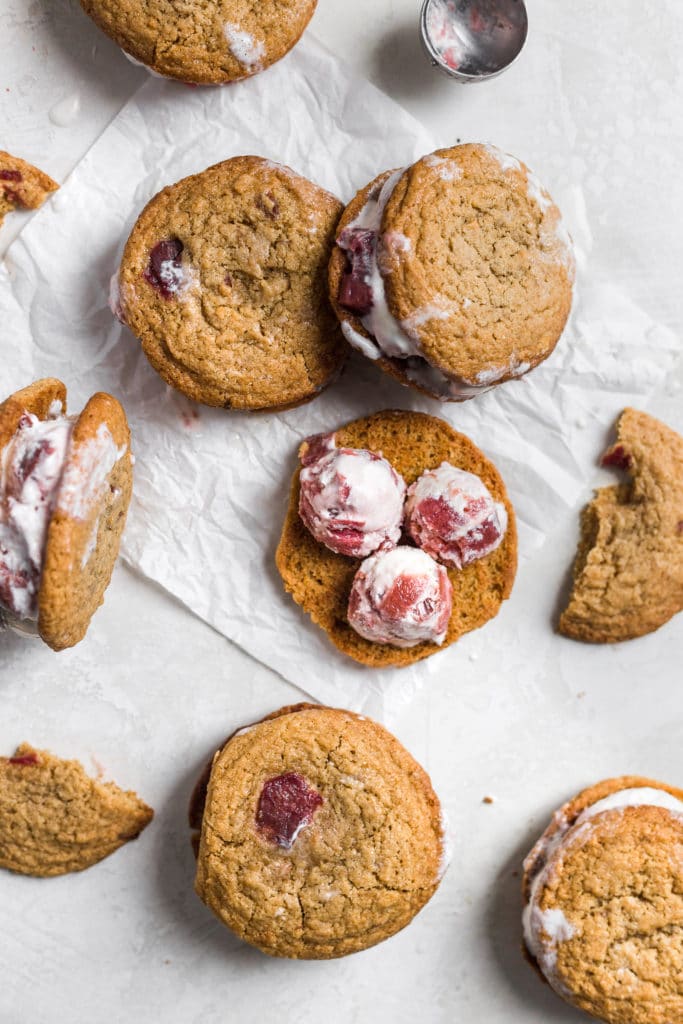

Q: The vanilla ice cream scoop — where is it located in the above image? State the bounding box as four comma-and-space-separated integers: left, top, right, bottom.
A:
298, 432, 406, 558
347, 546, 452, 647
404, 462, 507, 569
0, 408, 73, 619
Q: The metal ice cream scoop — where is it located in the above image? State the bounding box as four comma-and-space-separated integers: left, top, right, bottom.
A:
420, 0, 528, 82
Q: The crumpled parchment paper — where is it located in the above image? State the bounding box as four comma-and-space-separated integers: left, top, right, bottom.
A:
1, 35, 679, 709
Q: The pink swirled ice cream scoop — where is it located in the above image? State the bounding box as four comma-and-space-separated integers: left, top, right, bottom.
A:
298, 433, 406, 558
404, 462, 507, 569
347, 545, 452, 648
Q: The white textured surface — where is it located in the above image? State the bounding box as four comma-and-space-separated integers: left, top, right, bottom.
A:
1, 2, 683, 1022
1, 33, 678, 708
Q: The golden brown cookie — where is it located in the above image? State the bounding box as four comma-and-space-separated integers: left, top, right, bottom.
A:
193, 703, 446, 958
560, 408, 683, 643
329, 144, 574, 401
114, 156, 346, 411
523, 776, 683, 1024
0, 743, 153, 877
0, 150, 58, 227
80, 0, 316, 84
0, 379, 133, 650
275, 409, 517, 667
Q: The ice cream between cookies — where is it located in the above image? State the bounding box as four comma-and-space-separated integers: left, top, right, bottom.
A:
336, 170, 505, 400
0, 403, 125, 625
522, 785, 683, 991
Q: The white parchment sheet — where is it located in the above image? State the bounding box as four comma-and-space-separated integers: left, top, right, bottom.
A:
0, 35, 679, 708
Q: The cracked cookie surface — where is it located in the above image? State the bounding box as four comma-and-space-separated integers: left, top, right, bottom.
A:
79, 0, 316, 84
523, 776, 683, 1024
560, 408, 683, 642
118, 156, 346, 411
193, 703, 445, 958
0, 743, 153, 876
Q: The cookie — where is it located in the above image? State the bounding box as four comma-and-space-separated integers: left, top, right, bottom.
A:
113, 156, 346, 411
328, 144, 574, 401
0, 150, 58, 227
0, 742, 153, 876
560, 408, 683, 643
523, 776, 683, 1024
0, 379, 133, 650
80, 0, 316, 84
275, 409, 517, 667
192, 703, 446, 958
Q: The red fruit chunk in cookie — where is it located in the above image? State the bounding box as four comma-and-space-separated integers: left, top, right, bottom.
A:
0, 170, 22, 182
7, 753, 40, 766
601, 444, 632, 471
256, 772, 323, 848
337, 227, 375, 315
143, 239, 186, 299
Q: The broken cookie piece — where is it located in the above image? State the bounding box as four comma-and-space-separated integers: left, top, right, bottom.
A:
0, 151, 59, 227
0, 743, 153, 876
560, 408, 683, 643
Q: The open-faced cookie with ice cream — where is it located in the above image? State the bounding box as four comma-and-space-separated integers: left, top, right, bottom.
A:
112, 156, 346, 412
190, 702, 447, 958
79, 0, 316, 84
328, 143, 574, 401
523, 775, 683, 1024
275, 409, 517, 667
0, 378, 133, 650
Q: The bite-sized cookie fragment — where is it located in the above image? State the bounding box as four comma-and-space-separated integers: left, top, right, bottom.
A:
0, 379, 133, 650
0, 150, 58, 227
114, 156, 346, 411
348, 546, 452, 647
559, 408, 683, 643
192, 703, 446, 958
0, 743, 153, 876
276, 409, 517, 667
298, 432, 406, 557
404, 462, 507, 568
522, 776, 683, 1024
79, 0, 317, 84
328, 144, 574, 401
